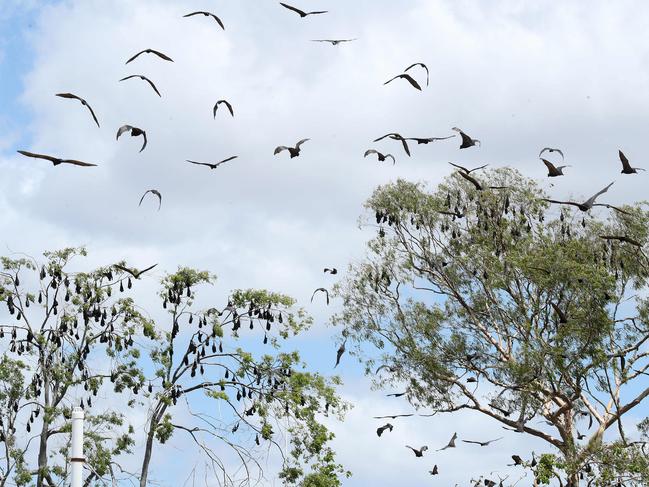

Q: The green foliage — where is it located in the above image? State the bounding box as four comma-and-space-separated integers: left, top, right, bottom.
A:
335, 168, 649, 485
638, 417, 649, 439
535, 453, 558, 484
145, 267, 346, 486
277, 370, 350, 486
0, 356, 26, 407
155, 414, 174, 443
586, 442, 649, 486
55, 410, 134, 480
0, 248, 172, 487
0, 250, 346, 487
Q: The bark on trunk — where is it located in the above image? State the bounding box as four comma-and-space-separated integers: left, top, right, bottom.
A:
139, 416, 158, 487
36, 369, 50, 487
36, 416, 49, 487
566, 472, 580, 487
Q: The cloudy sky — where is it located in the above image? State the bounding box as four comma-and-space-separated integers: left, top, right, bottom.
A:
2, 0, 649, 485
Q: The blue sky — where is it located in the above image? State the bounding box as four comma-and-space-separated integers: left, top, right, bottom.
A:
0, 7, 31, 141
2, 1, 649, 486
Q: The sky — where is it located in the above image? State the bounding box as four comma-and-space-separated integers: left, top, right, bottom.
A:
1, 0, 649, 485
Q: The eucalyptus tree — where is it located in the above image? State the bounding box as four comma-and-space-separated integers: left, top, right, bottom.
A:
334, 168, 649, 486
138, 267, 347, 487
0, 248, 152, 487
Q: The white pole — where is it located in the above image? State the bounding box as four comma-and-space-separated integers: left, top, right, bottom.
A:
70, 407, 84, 487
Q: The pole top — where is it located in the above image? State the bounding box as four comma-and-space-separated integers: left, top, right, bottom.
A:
72, 407, 84, 419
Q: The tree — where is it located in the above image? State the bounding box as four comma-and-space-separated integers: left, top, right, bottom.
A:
0, 249, 348, 487
138, 267, 349, 487
0, 248, 150, 487
334, 168, 649, 486
0, 356, 30, 487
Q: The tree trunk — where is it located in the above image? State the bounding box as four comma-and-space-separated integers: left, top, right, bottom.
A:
562, 446, 580, 487
36, 415, 49, 487
139, 415, 158, 487
36, 370, 50, 487
566, 472, 580, 487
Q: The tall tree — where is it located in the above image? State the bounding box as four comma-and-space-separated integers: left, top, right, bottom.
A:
137, 267, 348, 487
334, 169, 649, 486
0, 248, 150, 487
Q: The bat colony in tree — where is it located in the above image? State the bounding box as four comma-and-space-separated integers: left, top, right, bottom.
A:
9, 2, 649, 485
